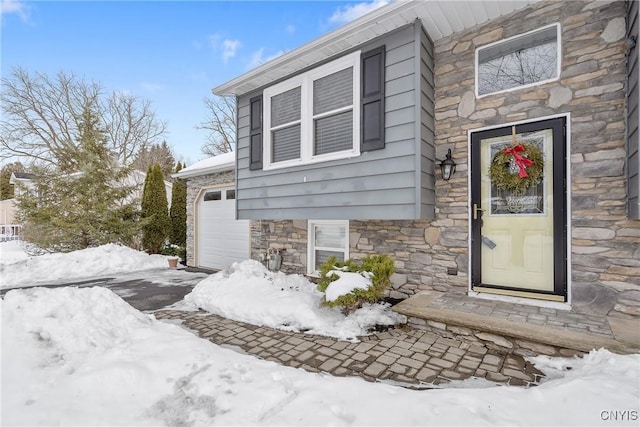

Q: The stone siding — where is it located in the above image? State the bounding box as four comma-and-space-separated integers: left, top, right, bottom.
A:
247, 0, 638, 323
184, 170, 234, 267
433, 0, 638, 321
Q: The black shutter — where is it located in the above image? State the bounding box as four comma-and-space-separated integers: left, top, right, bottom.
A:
249, 95, 263, 170
361, 45, 385, 152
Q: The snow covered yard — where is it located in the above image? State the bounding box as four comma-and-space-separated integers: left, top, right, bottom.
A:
0, 241, 172, 289
1, 242, 639, 426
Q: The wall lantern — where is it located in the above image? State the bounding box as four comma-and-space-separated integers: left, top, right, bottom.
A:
439, 148, 457, 181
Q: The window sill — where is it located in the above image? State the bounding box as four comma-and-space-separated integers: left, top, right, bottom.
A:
263, 151, 361, 172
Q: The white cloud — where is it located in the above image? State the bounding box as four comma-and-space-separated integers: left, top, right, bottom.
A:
207, 34, 242, 64
328, 0, 390, 26
285, 24, 295, 35
247, 48, 286, 69
0, 0, 32, 22
222, 39, 241, 64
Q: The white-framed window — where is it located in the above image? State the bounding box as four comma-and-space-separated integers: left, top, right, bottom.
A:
263, 51, 361, 170
307, 220, 349, 275
476, 24, 561, 97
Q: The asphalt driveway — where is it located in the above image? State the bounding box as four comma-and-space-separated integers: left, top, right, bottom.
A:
0, 268, 212, 311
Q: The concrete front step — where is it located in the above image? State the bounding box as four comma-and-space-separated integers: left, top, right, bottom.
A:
392, 292, 640, 356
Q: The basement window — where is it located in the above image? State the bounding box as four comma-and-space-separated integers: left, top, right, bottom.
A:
307, 220, 349, 275
476, 24, 560, 97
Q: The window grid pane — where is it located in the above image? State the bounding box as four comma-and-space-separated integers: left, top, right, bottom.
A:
313, 67, 353, 115
314, 111, 353, 155
272, 124, 301, 162
315, 250, 345, 268
271, 87, 301, 127
315, 224, 346, 248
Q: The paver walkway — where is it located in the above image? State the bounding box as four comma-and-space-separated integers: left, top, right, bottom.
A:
154, 310, 546, 387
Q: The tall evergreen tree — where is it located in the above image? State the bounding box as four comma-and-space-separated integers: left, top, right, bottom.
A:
169, 162, 187, 248
141, 163, 169, 254
15, 107, 140, 251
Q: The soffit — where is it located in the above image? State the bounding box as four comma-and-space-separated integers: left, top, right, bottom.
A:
213, 0, 541, 97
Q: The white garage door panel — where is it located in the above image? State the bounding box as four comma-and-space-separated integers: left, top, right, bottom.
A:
197, 187, 250, 270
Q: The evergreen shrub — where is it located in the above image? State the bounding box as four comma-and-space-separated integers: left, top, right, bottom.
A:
317, 254, 395, 313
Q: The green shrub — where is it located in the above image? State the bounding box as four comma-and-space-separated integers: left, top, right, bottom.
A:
317, 254, 395, 313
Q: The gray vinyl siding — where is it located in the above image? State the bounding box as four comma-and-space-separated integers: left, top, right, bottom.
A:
236, 22, 434, 221
418, 23, 436, 219
628, 0, 639, 219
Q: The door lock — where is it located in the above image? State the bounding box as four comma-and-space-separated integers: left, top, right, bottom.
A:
473, 203, 484, 220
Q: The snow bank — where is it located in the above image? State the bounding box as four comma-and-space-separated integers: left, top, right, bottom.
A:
184, 260, 405, 340
0, 243, 171, 289
0, 240, 29, 265
2, 285, 639, 426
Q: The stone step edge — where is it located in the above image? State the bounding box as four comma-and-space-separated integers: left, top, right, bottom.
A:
392, 293, 639, 355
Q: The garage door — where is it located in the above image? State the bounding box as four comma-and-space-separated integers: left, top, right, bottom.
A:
197, 186, 250, 270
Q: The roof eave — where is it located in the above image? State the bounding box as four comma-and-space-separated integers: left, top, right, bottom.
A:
212, 0, 416, 97
172, 162, 235, 179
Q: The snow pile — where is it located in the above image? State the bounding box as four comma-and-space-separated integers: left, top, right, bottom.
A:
325, 270, 372, 302
0, 243, 172, 289
0, 240, 29, 265
183, 260, 405, 340
2, 285, 639, 426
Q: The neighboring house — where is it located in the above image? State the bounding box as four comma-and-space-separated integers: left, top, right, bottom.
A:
1, 172, 39, 240
0, 199, 20, 240
173, 152, 251, 270
208, 0, 639, 353
9, 172, 38, 198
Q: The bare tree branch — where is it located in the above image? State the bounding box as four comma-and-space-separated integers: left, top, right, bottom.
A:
0, 67, 166, 168
104, 92, 167, 165
197, 95, 236, 156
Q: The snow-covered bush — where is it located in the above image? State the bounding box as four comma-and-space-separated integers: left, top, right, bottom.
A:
317, 254, 395, 313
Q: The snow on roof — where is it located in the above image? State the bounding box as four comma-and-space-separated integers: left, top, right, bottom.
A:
173, 151, 235, 179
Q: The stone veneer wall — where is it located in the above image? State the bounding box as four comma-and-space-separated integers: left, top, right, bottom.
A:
184, 170, 234, 267
249, 0, 639, 321
433, 0, 638, 320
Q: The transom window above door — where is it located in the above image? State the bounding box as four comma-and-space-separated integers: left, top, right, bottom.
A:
476, 24, 560, 97
263, 51, 361, 170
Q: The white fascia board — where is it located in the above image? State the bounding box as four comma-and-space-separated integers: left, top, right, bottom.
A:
213, 0, 416, 97
213, 0, 539, 97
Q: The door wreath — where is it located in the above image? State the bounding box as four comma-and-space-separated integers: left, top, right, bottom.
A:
489, 128, 544, 196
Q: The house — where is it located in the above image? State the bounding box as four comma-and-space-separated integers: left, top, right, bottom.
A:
208, 0, 639, 354
1, 172, 39, 240
173, 152, 250, 270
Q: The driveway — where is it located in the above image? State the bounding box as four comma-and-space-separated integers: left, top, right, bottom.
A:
0, 268, 212, 312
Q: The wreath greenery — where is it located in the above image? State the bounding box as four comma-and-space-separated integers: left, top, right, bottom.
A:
489, 143, 544, 195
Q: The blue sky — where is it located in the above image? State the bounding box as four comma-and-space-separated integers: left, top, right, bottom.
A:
1, 0, 388, 165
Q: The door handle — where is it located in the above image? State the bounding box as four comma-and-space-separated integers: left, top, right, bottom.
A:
473, 203, 484, 220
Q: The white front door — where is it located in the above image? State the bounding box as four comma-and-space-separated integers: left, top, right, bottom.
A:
470, 118, 567, 300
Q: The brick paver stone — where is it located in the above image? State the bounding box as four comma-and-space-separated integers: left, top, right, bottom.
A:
363, 362, 387, 377
155, 310, 546, 388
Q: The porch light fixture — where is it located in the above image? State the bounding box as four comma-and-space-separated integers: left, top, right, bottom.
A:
439, 148, 457, 181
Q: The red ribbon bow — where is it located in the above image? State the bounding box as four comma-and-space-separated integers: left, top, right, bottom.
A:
504, 145, 533, 178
